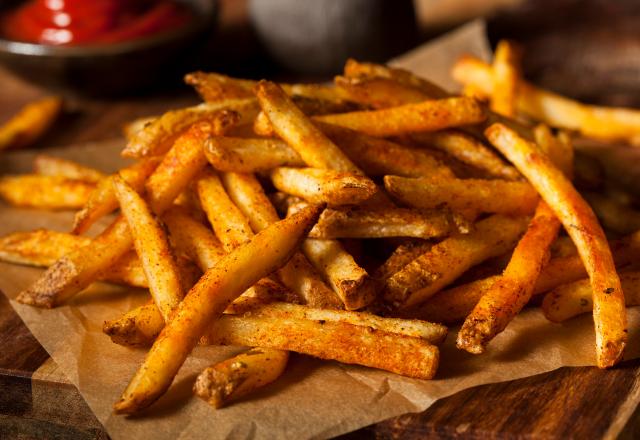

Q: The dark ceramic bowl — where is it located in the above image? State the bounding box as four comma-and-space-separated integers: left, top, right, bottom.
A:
0, 0, 217, 96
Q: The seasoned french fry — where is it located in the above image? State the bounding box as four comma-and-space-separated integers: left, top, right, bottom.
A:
374, 241, 432, 282
543, 271, 640, 323
33, 155, 105, 182
72, 158, 161, 234
205, 137, 305, 172
385, 215, 529, 308
271, 167, 376, 207
113, 204, 323, 414
221, 172, 342, 309
410, 130, 519, 180
453, 55, 640, 143
123, 116, 156, 141
384, 175, 537, 216
17, 118, 230, 308
255, 81, 363, 173
314, 97, 486, 137
202, 306, 439, 380
0, 175, 94, 210
334, 75, 432, 109
0, 96, 62, 151
309, 207, 469, 239
123, 101, 253, 158
113, 176, 184, 321
0, 230, 147, 288
490, 40, 521, 117
486, 123, 627, 368
194, 348, 289, 408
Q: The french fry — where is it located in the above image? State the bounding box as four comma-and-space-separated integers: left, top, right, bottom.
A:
33, 155, 105, 182
309, 207, 469, 239
314, 97, 486, 137
72, 158, 161, 234
384, 175, 538, 216
202, 306, 439, 380
123, 101, 253, 158
486, 123, 627, 368
490, 40, 521, 117
453, 55, 640, 143
123, 116, 156, 141
334, 75, 433, 109
457, 124, 571, 354
0, 230, 147, 288
113, 176, 184, 321
17, 118, 229, 308
0, 96, 62, 151
374, 241, 433, 282
220, 172, 342, 309
194, 348, 289, 408
205, 137, 305, 172
543, 271, 640, 323
271, 167, 377, 207
113, 204, 323, 414
410, 130, 519, 180
0, 175, 95, 210
385, 215, 529, 308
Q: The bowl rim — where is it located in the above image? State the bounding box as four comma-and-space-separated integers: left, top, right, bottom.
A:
0, 0, 217, 57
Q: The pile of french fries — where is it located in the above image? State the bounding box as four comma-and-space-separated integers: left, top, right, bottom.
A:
2, 39, 640, 415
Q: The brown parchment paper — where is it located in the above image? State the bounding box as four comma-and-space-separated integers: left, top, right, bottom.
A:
2, 20, 640, 440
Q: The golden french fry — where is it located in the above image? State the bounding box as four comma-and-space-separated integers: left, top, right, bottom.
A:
384, 175, 537, 216
271, 167, 376, 207
374, 241, 432, 282
123, 116, 156, 141
0, 175, 94, 210
0, 96, 62, 151
486, 123, 627, 368
334, 75, 432, 109
221, 172, 342, 309
543, 271, 640, 323
453, 55, 640, 143
113, 176, 184, 321
309, 207, 469, 239
202, 306, 439, 380
255, 80, 362, 173
72, 158, 161, 235
33, 155, 105, 182
0, 229, 147, 288
314, 97, 486, 137
205, 136, 305, 172
194, 348, 289, 409
113, 204, 323, 414
490, 40, 521, 117
123, 101, 252, 158
410, 130, 519, 180
385, 215, 529, 308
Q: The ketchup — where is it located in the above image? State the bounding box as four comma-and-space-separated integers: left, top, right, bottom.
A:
2, 0, 192, 45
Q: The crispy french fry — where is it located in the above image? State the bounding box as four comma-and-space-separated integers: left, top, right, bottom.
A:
194, 348, 289, 408
123, 116, 156, 141
17, 118, 229, 308
123, 101, 252, 158
490, 40, 521, 117
72, 158, 161, 234
374, 241, 432, 282
202, 306, 439, 380
0, 229, 147, 287
113, 177, 184, 321
384, 175, 537, 216
113, 204, 323, 414
0, 175, 94, 210
0, 96, 62, 151
33, 155, 105, 182
221, 172, 342, 309
314, 97, 486, 137
385, 215, 529, 308
486, 123, 627, 368
271, 167, 376, 207
205, 137, 305, 172
543, 271, 640, 323
309, 207, 469, 239
453, 55, 640, 143
410, 130, 519, 180
334, 75, 432, 109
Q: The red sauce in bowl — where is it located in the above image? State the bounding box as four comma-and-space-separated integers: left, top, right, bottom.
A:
2, 0, 192, 46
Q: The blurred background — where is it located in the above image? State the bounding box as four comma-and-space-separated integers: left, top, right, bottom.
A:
0, 0, 638, 146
